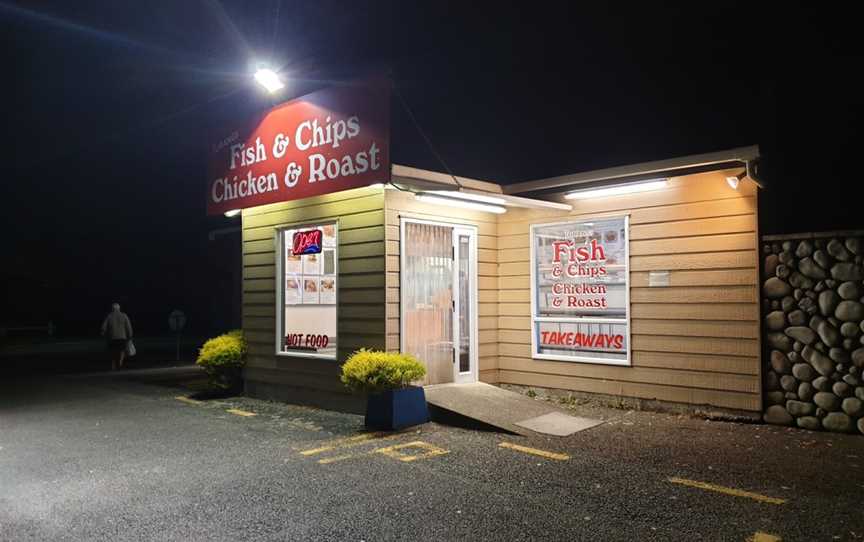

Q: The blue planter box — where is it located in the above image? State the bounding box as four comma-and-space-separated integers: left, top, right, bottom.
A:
365, 386, 430, 430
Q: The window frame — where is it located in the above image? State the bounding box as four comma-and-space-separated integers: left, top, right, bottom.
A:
274, 219, 339, 360
529, 215, 632, 366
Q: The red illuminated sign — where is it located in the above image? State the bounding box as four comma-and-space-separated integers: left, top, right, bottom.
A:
207, 80, 390, 215
539, 331, 625, 350
292, 229, 323, 255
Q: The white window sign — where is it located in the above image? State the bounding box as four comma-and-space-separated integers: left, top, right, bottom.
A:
276, 221, 338, 359
530, 216, 631, 365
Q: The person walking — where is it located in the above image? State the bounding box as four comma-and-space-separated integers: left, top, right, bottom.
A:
101, 303, 133, 371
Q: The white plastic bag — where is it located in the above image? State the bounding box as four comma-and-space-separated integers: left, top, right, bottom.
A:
126, 340, 137, 357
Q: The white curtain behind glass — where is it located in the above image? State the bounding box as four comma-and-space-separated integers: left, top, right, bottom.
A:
403, 222, 453, 385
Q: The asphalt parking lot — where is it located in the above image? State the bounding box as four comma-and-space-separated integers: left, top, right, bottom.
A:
1, 367, 862, 541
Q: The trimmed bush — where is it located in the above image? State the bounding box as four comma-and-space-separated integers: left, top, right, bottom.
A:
340, 349, 426, 394
196, 330, 247, 389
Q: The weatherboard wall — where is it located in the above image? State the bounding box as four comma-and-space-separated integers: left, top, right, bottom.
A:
495, 169, 762, 412
239, 169, 761, 415
240, 185, 386, 412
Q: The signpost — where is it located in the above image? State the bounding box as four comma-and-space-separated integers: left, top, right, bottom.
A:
168, 309, 187, 362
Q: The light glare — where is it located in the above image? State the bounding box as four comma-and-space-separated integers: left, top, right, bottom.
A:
254, 68, 284, 93
415, 194, 507, 214
564, 179, 668, 200
430, 190, 507, 205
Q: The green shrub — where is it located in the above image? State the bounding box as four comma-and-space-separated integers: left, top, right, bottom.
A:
196, 329, 248, 372
340, 349, 426, 394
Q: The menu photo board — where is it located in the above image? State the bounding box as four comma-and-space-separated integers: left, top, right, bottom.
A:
279, 220, 338, 359
530, 216, 630, 366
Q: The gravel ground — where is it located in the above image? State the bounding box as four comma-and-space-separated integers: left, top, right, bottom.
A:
1, 368, 862, 541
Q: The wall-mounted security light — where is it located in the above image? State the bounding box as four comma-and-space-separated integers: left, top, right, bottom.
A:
224, 209, 241, 217
564, 179, 668, 200
726, 171, 746, 190
415, 193, 507, 214
253, 68, 284, 93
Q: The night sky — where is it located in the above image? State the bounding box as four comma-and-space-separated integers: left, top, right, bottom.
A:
1, 1, 860, 335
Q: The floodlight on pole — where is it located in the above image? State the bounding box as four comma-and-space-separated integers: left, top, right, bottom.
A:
254, 68, 284, 93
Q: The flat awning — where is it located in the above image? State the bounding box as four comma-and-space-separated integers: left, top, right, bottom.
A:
390, 164, 572, 212
504, 145, 761, 195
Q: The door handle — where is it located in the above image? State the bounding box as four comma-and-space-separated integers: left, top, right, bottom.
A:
452, 299, 456, 362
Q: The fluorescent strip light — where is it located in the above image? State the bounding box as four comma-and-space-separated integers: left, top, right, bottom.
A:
564, 179, 668, 200
253, 68, 284, 93
429, 190, 507, 205
224, 209, 241, 217
415, 194, 507, 214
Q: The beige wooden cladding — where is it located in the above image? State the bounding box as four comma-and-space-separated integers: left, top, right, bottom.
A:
241, 168, 761, 413
241, 185, 387, 399
496, 170, 761, 412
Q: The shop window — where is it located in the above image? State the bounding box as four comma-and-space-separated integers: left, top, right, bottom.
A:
277, 221, 337, 359
530, 216, 630, 365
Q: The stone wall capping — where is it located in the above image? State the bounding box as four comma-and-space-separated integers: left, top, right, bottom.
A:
763, 230, 864, 242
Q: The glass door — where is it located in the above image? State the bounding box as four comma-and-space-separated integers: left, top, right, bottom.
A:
401, 220, 477, 385
452, 227, 476, 384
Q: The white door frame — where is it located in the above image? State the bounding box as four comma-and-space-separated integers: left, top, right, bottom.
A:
399, 217, 479, 385
451, 225, 478, 384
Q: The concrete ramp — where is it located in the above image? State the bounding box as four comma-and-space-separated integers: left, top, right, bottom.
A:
424, 382, 602, 436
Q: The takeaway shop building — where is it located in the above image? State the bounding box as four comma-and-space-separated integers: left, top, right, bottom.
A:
209, 83, 762, 417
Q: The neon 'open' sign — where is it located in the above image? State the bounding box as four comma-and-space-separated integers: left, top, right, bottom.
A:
292, 229, 323, 255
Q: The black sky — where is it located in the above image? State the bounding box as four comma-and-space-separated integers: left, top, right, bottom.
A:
1, 1, 861, 333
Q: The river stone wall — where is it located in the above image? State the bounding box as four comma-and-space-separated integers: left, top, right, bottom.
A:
762, 232, 864, 435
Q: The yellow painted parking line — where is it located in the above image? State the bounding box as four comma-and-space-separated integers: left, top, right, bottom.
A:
499, 442, 570, 461
300, 432, 404, 456
226, 408, 257, 417
301, 433, 382, 456
317, 453, 365, 465
747, 532, 781, 542
317, 440, 449, 465
667, 478, 786, 505
175, 396, 202, 406
376, 441, 449, 463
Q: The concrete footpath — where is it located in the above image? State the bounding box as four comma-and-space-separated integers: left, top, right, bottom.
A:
1, 368, 862, 541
